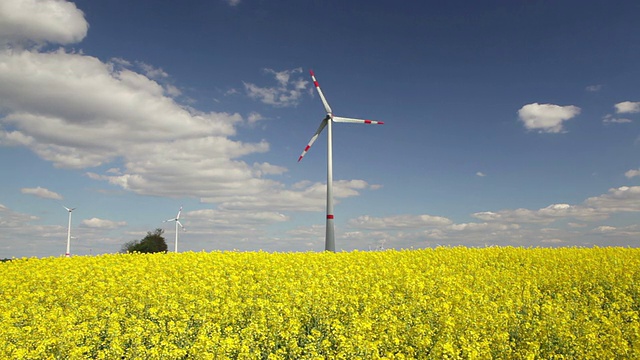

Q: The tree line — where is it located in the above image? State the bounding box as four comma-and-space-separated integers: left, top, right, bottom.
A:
120, 228, 168, 254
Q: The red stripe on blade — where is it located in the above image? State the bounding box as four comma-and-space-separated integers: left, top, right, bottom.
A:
364, 120, 372, 124
327, 215, 334, 219
314, 81, 319, 87
304, 145, 310, 151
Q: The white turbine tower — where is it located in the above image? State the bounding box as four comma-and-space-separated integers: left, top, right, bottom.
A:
298, 70, 384, 252
164, 206, 185, 253
63, 206, 76, 257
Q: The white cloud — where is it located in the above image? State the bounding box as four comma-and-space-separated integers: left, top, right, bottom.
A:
137, 62, 168, 79
225, 88, 239, 96
225, 0, 241, 6
186, 209, 289, 227
476, 171, 486, 177
540, 238, 564, 244
247, 112, 264, 125
568, 222, 587, 228
0, 0, 386, 254
209, 179, 380, 212
583, 186, 640, 213
110, 57, 131, 67
0, 203, 133, 257
472, 203, 605, 224
244, 68, 309, 107
348, 214, 453, 230
602, 114, 632, 124
82, 218, 127, 229
339, 186, 629, 247
0, 0, 88, 46
252, 162, 287, 176
20, 186, 62, 200
0, 38, 370, 215
585, 85, 602, 92
517, 103, 581, 133
593, 225, 616, 233
447, 222, 520, 232
0, 203, 39, 228
615, 101, 640, 114
625, 169, 640, 179
0, 48, 294, 202
164, 84, 182, 97
471, 186, 640, 228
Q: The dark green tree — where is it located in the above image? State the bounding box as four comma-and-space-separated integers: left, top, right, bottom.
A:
121, 228, 168, 254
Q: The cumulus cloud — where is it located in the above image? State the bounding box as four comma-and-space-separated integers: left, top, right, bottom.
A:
0, 203, 39, 228
583, 186, 640, 213
210, 179, 380, 212
586, 224, 640, 239
471, 186, 640, 227
0, 50, 247, 169
82, 218, 127, 229
340, 185, 640, 247
348, 214, 453, 230
592, 225, 616, 233
625, 169, 640, 179
472, 203, 605, 224
244, 68, 309, 107
615, 101, 640, 114
0, 0, 88, 46
225, 0, 241, 6
247, 112, 265, 125
137, 62, 168, 79
187, 209, 289, 228
0, 3, 382, 220
447, 222, 520, 232
476, 171, 486, 177
602, 114, 632, 124
20, 186, 62, 200
517, 103, 581, 133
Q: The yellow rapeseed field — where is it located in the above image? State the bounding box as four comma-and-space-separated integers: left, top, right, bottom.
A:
1, 247, 639, 359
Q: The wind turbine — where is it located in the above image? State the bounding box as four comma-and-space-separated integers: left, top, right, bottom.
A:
298, 70, 384, 252
164, 206, 185, 253
63, 206, 76, 257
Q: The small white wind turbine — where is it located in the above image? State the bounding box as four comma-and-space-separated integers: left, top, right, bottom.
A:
298, 70, 384, 252
164, 206, 185, 253
63, 206, 76, 257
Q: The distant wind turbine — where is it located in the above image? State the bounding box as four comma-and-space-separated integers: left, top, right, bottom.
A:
164, 206, 185, 253
63, 206, 76, 257
298, 70, 384, 252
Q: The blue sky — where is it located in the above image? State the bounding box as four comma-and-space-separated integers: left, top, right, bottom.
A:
1, 0, 640, 258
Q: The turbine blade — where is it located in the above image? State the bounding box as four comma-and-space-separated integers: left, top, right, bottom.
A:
177, 220, 185, 230
176, 206, 183, 219
164, 218, 176, 223
310, 70, 332, 114
332, 116, 384, 125
298, 118, 328, 162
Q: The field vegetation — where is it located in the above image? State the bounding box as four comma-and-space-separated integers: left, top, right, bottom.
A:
1, 247, 639, 359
